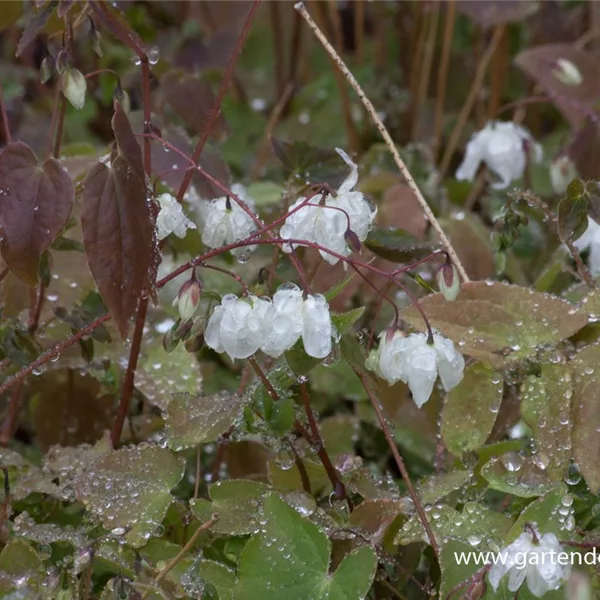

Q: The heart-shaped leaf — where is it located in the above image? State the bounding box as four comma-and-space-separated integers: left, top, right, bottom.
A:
0, 141, 74, 284
82, 102, 156, 338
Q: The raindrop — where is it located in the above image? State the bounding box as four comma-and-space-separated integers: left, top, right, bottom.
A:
148, 46, 160, 65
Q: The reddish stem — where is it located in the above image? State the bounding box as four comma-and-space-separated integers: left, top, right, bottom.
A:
176, 0, 262, 202
0, 84, 11, 144
355, 369, 440, 559
111, 298, 148, 448
299, 382, 349, 502
0, 314, 111, 398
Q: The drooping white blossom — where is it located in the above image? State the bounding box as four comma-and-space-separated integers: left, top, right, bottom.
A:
456, 121, 542, 190
280, 148, 377, 264
366, 329, 465, 408
260, 285, 304, 358
573, 217, 600, 276
488, 524, 571, 598
205, 294, 270, 361
301, 294, 333, 359
204, 285, 334, 361
195, 183, 258, 255
156, 193, 196, 240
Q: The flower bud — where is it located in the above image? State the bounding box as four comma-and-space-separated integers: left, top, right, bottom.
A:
40, 56, 54, 84
175, 278, 202, 321
162, 327, 179, 353
344, 228, 361, 253
436, 263, 460, 301
550, 154, 577, 195
552, 58, 583, 86
91, 28, 103, 58
61, 68, 87, 110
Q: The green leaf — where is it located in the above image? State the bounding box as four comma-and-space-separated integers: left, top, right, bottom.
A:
165, 392, 246, 450
402, 281, 588, 367
235, 494, 377, 600
480, 453, 554, 498
364, 227, 438, 263
324, 271, 358, 302
268, 457, 332, 496
270, 138, 347, 187
416, 470, 472, 505
394, 503, 509, 549
199, 560, 237, 600
506, 485, 569, 542
246, 181, 284, 208
190, 480, 271, 536
0, 540, 44, 596
75, 445, 185, 547
331, 307, 365, 335
520, 353, 572, 481
441, 363, 504, 455
558, 188, 589, 242
571, 342, 600, 493
439, 539, 484, 600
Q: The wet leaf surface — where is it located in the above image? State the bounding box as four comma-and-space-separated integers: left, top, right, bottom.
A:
75, 445, 184, 547
402, 281, 588, 366
0, 141, 74, 285
82, 103, 155, 338
235, 494, 377, 600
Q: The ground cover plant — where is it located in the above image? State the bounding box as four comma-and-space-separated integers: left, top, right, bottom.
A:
2, 1, 600, 598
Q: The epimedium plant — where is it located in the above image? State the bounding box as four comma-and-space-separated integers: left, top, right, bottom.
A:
2, 1, 600, 600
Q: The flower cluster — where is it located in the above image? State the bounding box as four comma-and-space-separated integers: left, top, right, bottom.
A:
280, 148, 377, 265
366, 329, 464, 407
195, 184, 258, 256
456, 121, 542, 190
205, 284, 333, 361
488, 524, 571, 597
156, 193, 196, 241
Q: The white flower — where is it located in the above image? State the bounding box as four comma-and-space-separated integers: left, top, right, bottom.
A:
573, 217, 600, 276
195, 184, 258, 255
260, 285, 304, 358
488, 524, 571, 598
550, 155, 577, 195
156, 193, 196, 240
204, 286, 334, 361
280, 148, 376, 265
367, 330, 465, 408
456, 121, 542, 190
301, 294, 333, 359
205, 294, 269, 361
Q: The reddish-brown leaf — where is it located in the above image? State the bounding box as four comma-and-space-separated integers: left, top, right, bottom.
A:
82, 103, 155, 339
90, 0, 145, 55
457, 1, 539, 29
57, 0, 74, 18
568, 118, 600, 179
0, 141, 74, 285
161, 71, 228, 140
16, 1, 54, 57
515, 44, 600, 128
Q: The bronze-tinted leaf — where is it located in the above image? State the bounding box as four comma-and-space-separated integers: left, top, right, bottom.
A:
516, 44, 600, 127
457, 1, 539, 29
57, 0, 74, 18
0, 141, 74, 285
401, 281, 588, 367
364, 227, 439, 263
571, 343, 600, 493
161, 71, 228, 140
89, 0, 145, 56
568, 118, 600, 180
16, 1, 54, 57
82, 103, 155, 339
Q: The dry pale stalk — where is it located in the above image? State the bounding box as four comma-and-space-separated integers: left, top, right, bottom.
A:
294, 2, 470, 283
